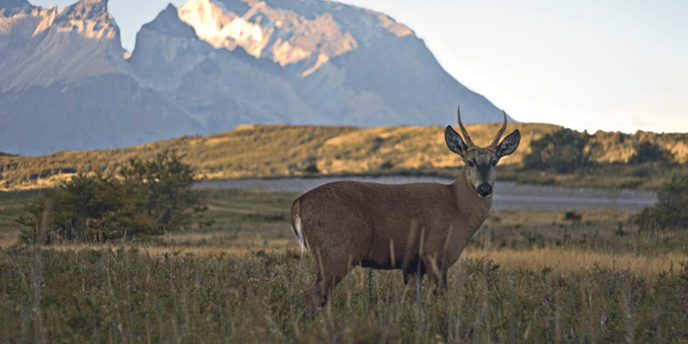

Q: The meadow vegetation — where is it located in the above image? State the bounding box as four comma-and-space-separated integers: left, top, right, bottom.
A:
1, 246, 687, 343
1, 123, 688, 341
1, 186, 688, 342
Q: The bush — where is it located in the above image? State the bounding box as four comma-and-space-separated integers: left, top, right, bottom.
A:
16, 174, 158, 244
304, 163, 319, 174
523, 129, 592, 173
628, 141, 674, 164
635, 174, 688, 229
16, 150, 205, 244
380, 160, 394, 169
120, 150, 200, 231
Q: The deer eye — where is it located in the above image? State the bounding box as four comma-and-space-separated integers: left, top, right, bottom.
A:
491, 160, 497, 167
467, 161, 475, 167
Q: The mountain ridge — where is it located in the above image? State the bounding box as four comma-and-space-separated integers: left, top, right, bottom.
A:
1, 0, 508, 156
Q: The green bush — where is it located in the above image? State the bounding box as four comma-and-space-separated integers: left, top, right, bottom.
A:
635, 174, 688, 229
120, 150, 200, 231
628, 141, 674, 164
16, 150, 204, 244
381, 160, 395, 169
304, 163, 319, 174
523, 129, 592, 173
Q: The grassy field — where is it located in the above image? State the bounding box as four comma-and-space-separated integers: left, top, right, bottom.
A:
1, 187, 687, 342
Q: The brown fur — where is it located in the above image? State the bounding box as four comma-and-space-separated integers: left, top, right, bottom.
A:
290, 107, 520, 308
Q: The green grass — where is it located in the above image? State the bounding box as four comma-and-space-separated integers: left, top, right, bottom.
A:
1, 187, 688, 342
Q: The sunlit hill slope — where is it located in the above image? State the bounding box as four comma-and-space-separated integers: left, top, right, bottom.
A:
1, 123, 687, 192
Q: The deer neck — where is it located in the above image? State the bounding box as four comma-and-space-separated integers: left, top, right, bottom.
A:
452, 167, 492, 231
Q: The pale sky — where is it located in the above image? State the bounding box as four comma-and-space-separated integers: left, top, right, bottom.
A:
29, 0, 688, 134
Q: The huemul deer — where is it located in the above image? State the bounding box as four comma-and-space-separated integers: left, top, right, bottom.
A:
290, 106, 520, 307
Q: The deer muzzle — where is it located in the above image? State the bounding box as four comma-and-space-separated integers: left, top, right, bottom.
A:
477, 182, 492, 197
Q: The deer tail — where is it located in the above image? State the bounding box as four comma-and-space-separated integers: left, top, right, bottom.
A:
291, 198, 307, 255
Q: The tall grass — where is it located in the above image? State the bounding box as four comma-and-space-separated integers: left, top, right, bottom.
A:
1, 247, 687, 343
2, 188, 688, 342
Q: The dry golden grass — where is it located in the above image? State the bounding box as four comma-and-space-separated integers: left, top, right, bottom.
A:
15, 237, 686, 277
0, 236, 17, 248
491, 208, 635, 226
462, 247, 687, 277
38, 242, 293, 258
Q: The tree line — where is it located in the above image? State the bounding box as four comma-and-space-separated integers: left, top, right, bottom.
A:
523, 128, 686, 229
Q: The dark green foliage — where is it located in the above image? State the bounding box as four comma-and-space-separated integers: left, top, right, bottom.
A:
635, 174, 688, 229
381, 160, 395, 169
563, 211, 582, 222
120, 150, 199, 231
304, 163, 319, 174
628, 141, 674, 164
16, 151, 204, 243
15, 174, 158, 244
523, 129, 593, 173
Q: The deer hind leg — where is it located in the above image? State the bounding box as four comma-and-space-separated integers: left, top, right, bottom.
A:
307, 249, 358, 310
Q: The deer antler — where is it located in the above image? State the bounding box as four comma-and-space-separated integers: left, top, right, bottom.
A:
457, 106, 475, 147
489, 111, 508, 148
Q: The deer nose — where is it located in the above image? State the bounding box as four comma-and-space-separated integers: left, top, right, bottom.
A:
477, 183, 492, 197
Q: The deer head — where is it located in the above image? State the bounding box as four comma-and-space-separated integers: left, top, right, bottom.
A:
444, 106, 521, 197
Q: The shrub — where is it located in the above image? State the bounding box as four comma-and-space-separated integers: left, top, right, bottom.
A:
635, 174, 688, 229
120, 150, 200, 231
523, 129, 592, 173
563, 211, 582, 222
16, 174, 158, 244
304, 163, 319, 174
380, 160, 394, 169
628, 141, 674, 164
16, 150, 204, 244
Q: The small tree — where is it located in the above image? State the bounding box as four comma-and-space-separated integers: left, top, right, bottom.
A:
17, 150, 205, 244
523, 129, 592, 173
120, 150, 199, 231
635, 174, 688, 229
16, 174, 157, 244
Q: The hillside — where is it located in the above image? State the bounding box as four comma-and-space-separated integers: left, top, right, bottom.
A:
1, 122, 687, 192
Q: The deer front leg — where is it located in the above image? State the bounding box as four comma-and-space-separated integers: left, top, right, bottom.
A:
424, 255, 449, 294
403, 260, 427, 287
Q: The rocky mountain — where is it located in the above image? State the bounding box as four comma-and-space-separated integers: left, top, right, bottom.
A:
0, 0, 203, 155
1, 0, 507, 156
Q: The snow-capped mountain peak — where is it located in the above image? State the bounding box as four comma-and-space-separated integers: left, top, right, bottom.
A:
1, 0, 505, 157
0, 0, 127, 90
177, 0, 358, 76
55, 0, 118, 40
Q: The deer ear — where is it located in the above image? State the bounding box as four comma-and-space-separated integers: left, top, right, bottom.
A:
496, 129, 520, 158
445, 125, 468, 157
